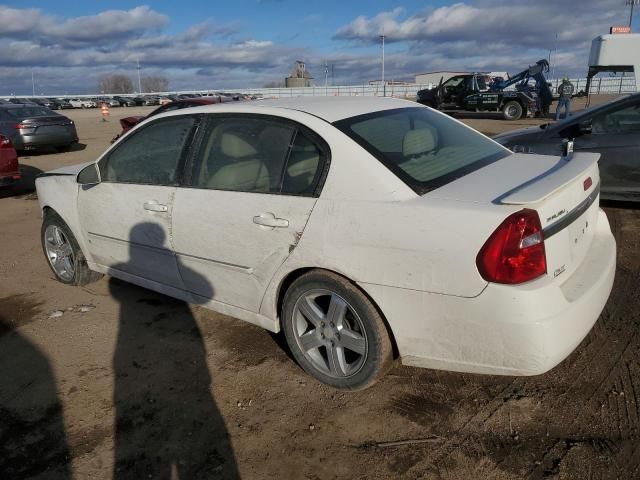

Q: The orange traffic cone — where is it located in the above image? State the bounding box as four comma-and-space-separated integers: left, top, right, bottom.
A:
101, 103, 109, 121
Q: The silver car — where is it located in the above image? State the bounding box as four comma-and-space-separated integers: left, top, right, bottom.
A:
0, 104, 78, 152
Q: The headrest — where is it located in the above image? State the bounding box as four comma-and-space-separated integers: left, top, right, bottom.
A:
258, 125, 292, 146
403, 127, 437, 157
220, 132, 257, 158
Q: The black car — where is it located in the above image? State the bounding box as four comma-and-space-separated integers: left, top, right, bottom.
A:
29, 98, 60, 110
113, 96, 137, 107
54, 98, 73, 109
493, 93, 640, 202
9, 98, 36, 105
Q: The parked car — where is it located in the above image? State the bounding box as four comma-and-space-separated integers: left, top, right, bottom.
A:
96, 97, 120, 108
9, 98, 36, 105
112, 97, 228, 142
36, 97, 615, 390
54, 98, 73, 110
113, 96, 137, 107
494, 93, 640, 201
68, 98, 97, 108
143, 96, 161, 106
29, 98, 60, 110
0, 104, 78, 152
0, 134, 20, 187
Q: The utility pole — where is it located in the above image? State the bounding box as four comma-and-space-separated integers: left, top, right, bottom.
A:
550, 33, 558, 81
626, 0, 640, 28
324, 61, 329, 87
31, 70, 35, 96
380, 34, 386, 97
136, 58, 142, 93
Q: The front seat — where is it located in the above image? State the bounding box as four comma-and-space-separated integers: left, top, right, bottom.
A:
207, 132, 270, 192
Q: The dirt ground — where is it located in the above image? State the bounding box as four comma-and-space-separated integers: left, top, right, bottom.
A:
1, 98, 639, 479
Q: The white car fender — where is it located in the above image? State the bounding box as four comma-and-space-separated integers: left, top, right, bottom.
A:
36, 164, 95, 264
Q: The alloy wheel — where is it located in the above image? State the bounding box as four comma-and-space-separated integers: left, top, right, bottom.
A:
292, 289, 368, 378
44, 225, 75, 282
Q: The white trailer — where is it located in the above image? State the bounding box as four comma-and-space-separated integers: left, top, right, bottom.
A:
586, 33, 640, 93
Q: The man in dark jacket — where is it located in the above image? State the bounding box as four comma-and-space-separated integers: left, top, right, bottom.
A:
555, 76, 575, 120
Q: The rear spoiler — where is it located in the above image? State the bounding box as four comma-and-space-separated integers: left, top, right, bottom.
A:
497, 152, 600, 205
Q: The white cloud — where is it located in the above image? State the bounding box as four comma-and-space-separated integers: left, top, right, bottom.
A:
0, 1, 632, 94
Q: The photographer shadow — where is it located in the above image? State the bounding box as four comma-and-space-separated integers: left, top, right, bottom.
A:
110, 223, 238, 479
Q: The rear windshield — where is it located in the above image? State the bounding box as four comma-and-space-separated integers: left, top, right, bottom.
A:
334, 107, 509, 194
4, 106, 54, 118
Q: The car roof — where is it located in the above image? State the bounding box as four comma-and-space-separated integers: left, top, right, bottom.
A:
0, 103, 40, 109
173, 96, 419, 123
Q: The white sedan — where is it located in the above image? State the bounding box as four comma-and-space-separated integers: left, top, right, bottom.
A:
36, 97, 616, 390
68, 98, 97, 108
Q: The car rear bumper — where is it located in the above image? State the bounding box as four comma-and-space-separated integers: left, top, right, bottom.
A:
0, 171, 21, 186
13, 132, 78, 149
359, 208, 616, 376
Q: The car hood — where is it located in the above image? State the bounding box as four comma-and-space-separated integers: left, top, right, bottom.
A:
42, 161, 93, 177
492, 125, 548, 143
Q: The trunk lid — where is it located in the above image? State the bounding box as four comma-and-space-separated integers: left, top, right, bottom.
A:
18, 116, 75, 135
428, 152, 601, 284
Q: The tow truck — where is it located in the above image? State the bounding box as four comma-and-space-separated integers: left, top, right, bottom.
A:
416, 59, 553, 120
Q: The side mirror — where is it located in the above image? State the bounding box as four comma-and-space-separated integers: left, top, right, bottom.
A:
578, 119, 592, 135
77, 163, 100, 185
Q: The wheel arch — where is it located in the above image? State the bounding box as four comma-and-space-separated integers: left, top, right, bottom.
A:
40, 203, 93, 266
274, 267, 400, 359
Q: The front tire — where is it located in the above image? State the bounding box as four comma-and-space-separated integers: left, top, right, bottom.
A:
502, 101, 523, 120
282, 270, 393, 390
41, 211, 102, 286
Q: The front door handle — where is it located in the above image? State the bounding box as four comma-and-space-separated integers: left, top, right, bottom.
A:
143, 201, 168, 213
253, 212, 289, 228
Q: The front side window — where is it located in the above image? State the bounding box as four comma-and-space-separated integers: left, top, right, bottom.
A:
190, 116, 326, 196
101, 116, 196, 185
443, 76, 464, 88
592, 103, 640, 134
335, 107, 509, 194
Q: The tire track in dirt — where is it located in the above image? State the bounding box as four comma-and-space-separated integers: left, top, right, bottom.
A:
400, 206, 640, 478
523, 210, 640, 478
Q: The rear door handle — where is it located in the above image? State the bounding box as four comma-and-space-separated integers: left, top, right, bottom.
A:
253, 212, 289, 228
144, 201, 168, 213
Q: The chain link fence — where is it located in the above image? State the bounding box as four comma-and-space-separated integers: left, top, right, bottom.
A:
10, 76, 638, 100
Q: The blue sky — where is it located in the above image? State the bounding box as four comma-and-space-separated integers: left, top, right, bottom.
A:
0, 0, 636, 94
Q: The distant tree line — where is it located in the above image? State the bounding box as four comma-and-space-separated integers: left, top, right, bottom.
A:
98, 74, 169, 94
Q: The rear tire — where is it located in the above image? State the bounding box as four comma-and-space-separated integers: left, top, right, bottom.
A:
502, 101, 523, 120
41, 211, 102, 286
282, 270, 394, 390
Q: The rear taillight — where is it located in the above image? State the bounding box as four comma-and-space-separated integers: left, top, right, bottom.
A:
0, 135, 13, 148
15, 123, 26, 130
476, 209, 546, 284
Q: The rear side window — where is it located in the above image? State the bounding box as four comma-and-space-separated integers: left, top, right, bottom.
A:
334, 107, 509, 194
189, 115, 327, 196
101, 116, 196, 185
5, 106, 53, 118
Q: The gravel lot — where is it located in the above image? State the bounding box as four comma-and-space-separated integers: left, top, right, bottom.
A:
1, 99, 639, 479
